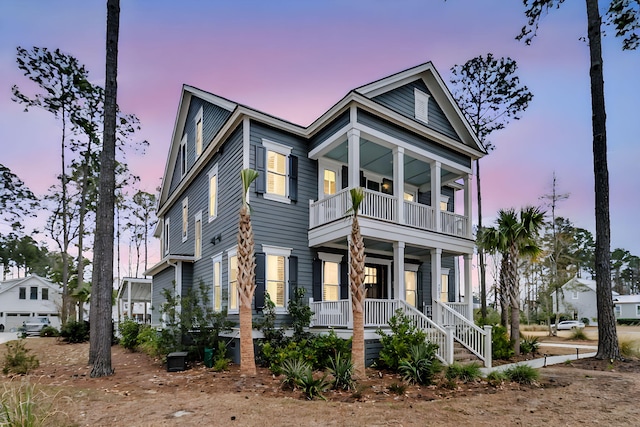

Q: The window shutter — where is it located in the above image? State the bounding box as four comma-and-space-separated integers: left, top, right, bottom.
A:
341, 165, 348, 189
289, 255, 298, 296
255, 145, 266, 194
289, 155, 298, 202
312, 258, 322, 301
254, 252, 266, 310
359, 170, 366, 188
340, 260, 348, 300
417, 270, 424, 311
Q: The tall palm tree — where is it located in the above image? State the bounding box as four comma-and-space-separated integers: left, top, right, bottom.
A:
238, 169, 259, 375
477, 226, 509, 328
347, 188, 366, 378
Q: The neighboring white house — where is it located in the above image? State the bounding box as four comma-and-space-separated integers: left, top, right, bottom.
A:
115, 277, 151, 324
550, 276, 619, 324
0, 275, 62, 331
613, 295, 640, 320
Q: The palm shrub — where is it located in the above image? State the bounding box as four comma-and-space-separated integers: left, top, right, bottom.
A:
504, 364, 539, 384
398, 342, 441, 385
377, 309, 427, 370
212, 340, 231, 372
297, 368, 330, 400
280, 358, 309, 390
328, 352, 355, 391
520, 335, 540, 355
2, 340, 39, 375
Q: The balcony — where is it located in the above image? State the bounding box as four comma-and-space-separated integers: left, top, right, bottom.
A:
309, 188, 469, 238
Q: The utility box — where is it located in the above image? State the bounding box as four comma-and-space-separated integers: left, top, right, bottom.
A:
166, 351, 188, 372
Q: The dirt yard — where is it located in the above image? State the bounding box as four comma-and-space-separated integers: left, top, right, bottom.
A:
1, 330, 640, 427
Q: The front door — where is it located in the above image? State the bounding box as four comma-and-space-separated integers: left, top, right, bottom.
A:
364, 264, 387, 299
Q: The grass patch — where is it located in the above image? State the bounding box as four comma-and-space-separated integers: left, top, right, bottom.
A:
520, 324, 549, 332
619, 338, 640, 358
445, 362, 482, 383
569, 328, 589, 341
503, 365, 539, 385
0, 379, 66, 426
485, 370, 507, 386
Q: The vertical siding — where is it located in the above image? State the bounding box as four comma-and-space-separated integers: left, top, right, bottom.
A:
372, 79, 460, 142
357, 109, 471, 168
151, 266, 175, 325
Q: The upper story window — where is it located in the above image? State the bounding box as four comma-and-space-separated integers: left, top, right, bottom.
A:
30, 286, 38, 300
208, 163, 218, 222
440, 195, 450, 212
404, 192, 415, 202
163, 217, 170, 256
212, 253, 222, 312
414, 88, 430, 124
323, 169, 336, 196
19, 287, 26, 300
182, 198, 189, 242
180, 134, 187, 178
615, 305, 621, 317
195, 107, 203, 158
572, 290, 579, 299
256, 140, 297, 204
194, 211, 202, 260
42, 288, 49, 300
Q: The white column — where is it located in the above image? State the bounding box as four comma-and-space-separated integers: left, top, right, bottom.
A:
127, 280, 132, 320
393, 242, 405, 301
431, 161, 441, 232
347, 129, 360, 188
464, 174, 472, 238
393, 147, 404, 224
431, 248, 442, 323
464, 254, 473, 321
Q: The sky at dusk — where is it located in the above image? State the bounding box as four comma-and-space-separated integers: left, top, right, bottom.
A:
1, 0, 638, 275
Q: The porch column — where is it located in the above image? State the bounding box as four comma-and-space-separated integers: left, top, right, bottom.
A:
393, 241, 405, 301
431, 248, 442, 323
431, 161, 441, 232
464, 254, 473, 321
127, 280, 132, 319
347, 129, 360, 188
393, 147, 404, 224
464, 174, 472, 238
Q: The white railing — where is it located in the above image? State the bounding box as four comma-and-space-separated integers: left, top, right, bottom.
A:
309, 188, 351, 228
441, 211, 469, 237
404, 200, 435, 230
446, 302, 469, 319
360, 189, 396, 223
309, 298, 351, 328
437, 301, 489, 365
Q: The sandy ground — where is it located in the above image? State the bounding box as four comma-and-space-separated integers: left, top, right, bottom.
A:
0, 329, 639, 427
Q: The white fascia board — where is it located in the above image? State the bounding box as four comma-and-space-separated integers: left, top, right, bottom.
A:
183, 85, 237, 112
144, 255, 196, 277
355, 62, 435, 97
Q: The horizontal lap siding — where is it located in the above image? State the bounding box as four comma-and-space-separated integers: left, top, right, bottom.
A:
250, 121, 315, 312
357, 109, 471, 169
309, 111, 350, 151
151, 266, 175, 325
372, 79, 460, 142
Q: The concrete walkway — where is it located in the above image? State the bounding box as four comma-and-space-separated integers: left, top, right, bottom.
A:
481, 341, 598, 374
0, 332, 22, 345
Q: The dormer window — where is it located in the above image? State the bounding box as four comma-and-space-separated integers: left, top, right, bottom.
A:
414, 88, 430, 124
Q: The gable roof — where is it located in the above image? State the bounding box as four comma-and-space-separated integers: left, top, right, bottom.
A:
560, 276, 619, 296
0, 274, 60, 295
613, 295, 640, 304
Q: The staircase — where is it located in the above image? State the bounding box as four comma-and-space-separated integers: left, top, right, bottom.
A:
453, 342, 482, 365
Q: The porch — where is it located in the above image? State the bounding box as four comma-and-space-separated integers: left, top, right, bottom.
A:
309, 298, 492, 367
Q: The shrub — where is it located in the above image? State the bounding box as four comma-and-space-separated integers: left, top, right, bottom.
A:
520, 335, 540, 355
0, 380, 64, 426
580, 317, 590, 326
212, 340, 231, 372
398, 342, 441, 385
491, 326, 514, 360
328, 352, 354, 391
504, 364, 539, 384
3, 340, 39, 375
377, 309, 427, 370
474, 307, 501, 327
297, 369, 330, 400
118, 318, 140, 351
280, 358, 309, 390
39, 326, 59, 337
288, 287, 313, 341
619, 338, 640, 358
308, 331, 351, 370
485, 370, 507, 386
445, 362, 482, 383
388, 382, 407, 395
569, 328, 588, 341
59, 320, 89, 343
137, 325, 161, 357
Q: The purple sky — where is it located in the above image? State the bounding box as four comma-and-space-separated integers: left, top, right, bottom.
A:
1, 0, 638, 273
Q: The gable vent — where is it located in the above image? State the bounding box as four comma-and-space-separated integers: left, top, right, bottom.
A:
414, 88, 430, 124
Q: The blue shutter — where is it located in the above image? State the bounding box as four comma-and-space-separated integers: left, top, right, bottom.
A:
340, 260, 348, 300
255, 145, 266, 194
312, 258, 322, 301
289, 155, 298, 202
289, 255, 298, 297
255, 252, 266, 310
341, 165, 348, 189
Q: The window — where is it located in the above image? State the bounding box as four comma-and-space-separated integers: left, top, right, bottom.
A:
259, 139, 294, 203
636, 305, 640, 317
615, 305, 621, 317
212, 254, 222, 312
228, 250, 238, 313
195, 107, 203, 158
404, 192, 415, 202
572, 291, 579, 299
414, 88, 430, 123
263, 245, 291, 310
30, 287, 38, 300
163, 218, 170, 256
208, 164, 218, 221
405, 270, 417, 307
323, 262, 340, 301
267, 151, 286, 196
180, 134, 187, 177
440, 195, 449, 212
194, 211, 202, 260
440, 269, 450, 302
19, 287, 26, 300
182, 198, 189, 242
42, 288, 48, 300
323, 169, 336, 196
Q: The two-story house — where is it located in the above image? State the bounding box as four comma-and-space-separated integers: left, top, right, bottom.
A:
0, 274, 62, 331
145, 62, 492, 366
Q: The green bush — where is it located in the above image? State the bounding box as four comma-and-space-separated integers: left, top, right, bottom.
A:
445, 362, 482, 383
280, 358, 309, 390
580, 317, 590, 326
39, 326, 59, 337
137, 325, 161, 357
520, 335, 540, 355
328, 352, 354, 391
474, 307, 501, 327
377, 309, 427, 370
485, 370, 507, 386
491, 325, 514, 360
59, 320, 89, 343
118, 318, 141, 351
297, 368, 330, 401
398, 342, 441, 385
619, 338, 640, 358
212, 340, 231, 372
504, 364, 539, 384
3, 340, 39, 375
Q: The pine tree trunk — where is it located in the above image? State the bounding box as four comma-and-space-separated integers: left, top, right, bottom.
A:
476, 159, 487, 320
585, 0, 621, 360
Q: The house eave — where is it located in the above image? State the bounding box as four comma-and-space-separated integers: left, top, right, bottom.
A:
144, 255, 195, 277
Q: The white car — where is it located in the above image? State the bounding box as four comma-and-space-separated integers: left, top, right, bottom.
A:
553, 320, 586, 330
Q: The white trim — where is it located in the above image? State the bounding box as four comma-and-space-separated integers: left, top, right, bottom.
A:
404, 263, 420, 272
414, 88, 430, 124
261, 244, 292, 257
208, 163, 219, 222
227, 247, 238, 314
262, 139, 292, 204
194, 211, 202, 260
262, 245, 292, 312
318, 252, 344, 263
195, 106, 203, 158
181, 197, 189, 242
163, 217, 170, 256
180, 134, 187, 178
212, 252, 223, 312
262, 139, 293, 155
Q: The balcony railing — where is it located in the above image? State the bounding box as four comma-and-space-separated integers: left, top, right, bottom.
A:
310, 188, 469, 237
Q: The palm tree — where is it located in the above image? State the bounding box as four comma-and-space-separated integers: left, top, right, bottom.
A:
238, 169, 259, 375
477, 226, 509, 328
347, 188, 366, 378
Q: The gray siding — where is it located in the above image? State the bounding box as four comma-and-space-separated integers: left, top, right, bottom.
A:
372, 79, 460, 142
151, 266, 175, 325
357, 109, 471, 169
308, 111, 350, 152
617, 303, 640, 319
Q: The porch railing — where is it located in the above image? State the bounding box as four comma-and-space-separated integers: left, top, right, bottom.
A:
309, 188, 468, 238
309, 298, 351, 328
446, 302, 469, 319
437, 301, 491, 367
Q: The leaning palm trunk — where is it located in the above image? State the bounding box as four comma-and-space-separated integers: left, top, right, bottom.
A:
349, 188, 366, 379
